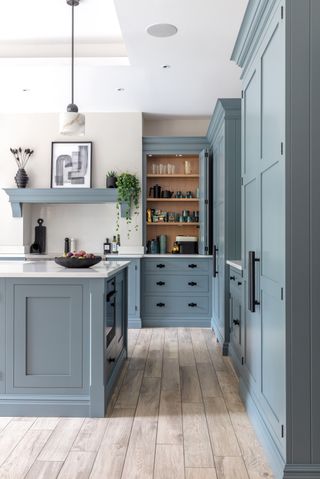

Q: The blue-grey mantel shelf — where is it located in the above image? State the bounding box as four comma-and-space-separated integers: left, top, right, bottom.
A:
4, 188, 119, 218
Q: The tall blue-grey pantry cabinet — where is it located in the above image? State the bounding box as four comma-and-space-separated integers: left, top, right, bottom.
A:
232, 1, 320, 478
207, 99, 241, 354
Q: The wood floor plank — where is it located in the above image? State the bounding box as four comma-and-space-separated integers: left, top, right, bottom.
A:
38, 418, 85, 462
215, 456, 250, 479
57, 451, 96, 479
197, 362, 222, 398
178, 328, 195, 366
0, 429, 52, 479
145, 329, 164, 378
107, 360, 129, 415
161, 358, 181, 403
203, 330, 227, 372
0, 419, 12, 435
180, 365, 202, 403
72, 418, 108, 452
185, 468, 217, 479
89, 409, 134, 479
115, 368, 144, 409
224, 394, 274, 479
191, 329, 211, 363
25, 461, 63, 479
216, 370, 239, 395
182, 402, 214, 468
31, 417, 61, 431
154, 444, 184, 479
163, 328, 179, 359
135, 377, 161, 419
128, 329, 140, 358
157, 398, 183, 445
0, 418, 36, 467
121, 418, 157, 479
129, 328, 152, 370
205, 397, 241, 457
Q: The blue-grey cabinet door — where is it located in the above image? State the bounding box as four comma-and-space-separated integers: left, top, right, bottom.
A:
0, 280, 5, 393
6, 282, 84, 392
115, 270, 126, 358
242, 3, 285, 447
198, 148, 209, 255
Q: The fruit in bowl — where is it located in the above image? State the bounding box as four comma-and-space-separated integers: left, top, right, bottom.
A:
55, 251, 102, 268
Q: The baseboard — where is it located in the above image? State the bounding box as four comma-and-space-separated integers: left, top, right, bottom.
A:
128, 317, 142, 329
0, 397, 90, 417
239, 379, 285, 479
283, 465, 320, 478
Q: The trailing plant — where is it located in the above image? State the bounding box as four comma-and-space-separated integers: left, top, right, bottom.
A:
116, 172, 141, 238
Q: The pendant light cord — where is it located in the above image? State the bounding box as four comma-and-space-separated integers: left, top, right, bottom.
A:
71, 2, 74, 105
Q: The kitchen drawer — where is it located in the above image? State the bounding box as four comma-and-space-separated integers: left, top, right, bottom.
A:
143, 258, 210, 274
144, 274, 209, 294
143, 295, 209, 316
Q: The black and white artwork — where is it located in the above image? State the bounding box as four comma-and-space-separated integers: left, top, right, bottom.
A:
51, 142, 92, 188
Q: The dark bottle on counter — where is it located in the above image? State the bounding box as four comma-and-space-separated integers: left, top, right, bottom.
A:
103, 238, 111, 255
111, 235, 118, 254
64, 237, 70, 255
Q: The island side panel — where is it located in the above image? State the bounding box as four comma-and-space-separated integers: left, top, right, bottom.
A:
0, 279, 5, 394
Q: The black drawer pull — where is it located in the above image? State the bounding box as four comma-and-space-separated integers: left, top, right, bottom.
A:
156, 264, 165, 268
237, 281, 242, 286
108, 357, 116, 363
230, 276, 236, 281
188, 264, 197, 269
188, 302, 197, 307
156, 281, 165, 286
156, 302, 165, 307
233, 319, 240, 326
188, 281, 197, 286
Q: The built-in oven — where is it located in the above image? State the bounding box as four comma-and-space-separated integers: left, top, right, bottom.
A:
105, 278, 116, 349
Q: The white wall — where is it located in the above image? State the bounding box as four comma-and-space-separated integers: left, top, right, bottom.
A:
143, 116, 210, 137
0, 112, 143, 254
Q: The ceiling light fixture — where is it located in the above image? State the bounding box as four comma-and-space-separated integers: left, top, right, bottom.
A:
162, 65, 171, 69
146, 23, 178, 38
59, 0, 85, 136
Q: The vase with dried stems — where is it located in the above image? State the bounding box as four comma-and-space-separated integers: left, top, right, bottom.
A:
10, 147, 34, 188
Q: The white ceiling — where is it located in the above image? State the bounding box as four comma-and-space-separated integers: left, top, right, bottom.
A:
0, 0, 248, 116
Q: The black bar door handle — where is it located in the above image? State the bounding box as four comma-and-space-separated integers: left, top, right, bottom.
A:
213, 244, 218, 277
156, 302, 165, 307
188, 282, 197, 286
156, 264, 165, 268
230, 276, 236, 281
188, 302, 197, 307
188, 264, 197, 269
248, 251, 260, 312
156, 281, 165, 286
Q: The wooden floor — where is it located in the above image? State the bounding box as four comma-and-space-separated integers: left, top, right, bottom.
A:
0, 328, 274, 479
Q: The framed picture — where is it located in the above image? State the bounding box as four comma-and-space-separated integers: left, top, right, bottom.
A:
51, 142, 92, 188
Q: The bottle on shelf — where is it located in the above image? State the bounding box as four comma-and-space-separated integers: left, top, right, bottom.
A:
64, 237, 70, 255
103, 238, 111, 255
117, 234, 121, 250
111, 235, 118, 254
70, 238, 76, 252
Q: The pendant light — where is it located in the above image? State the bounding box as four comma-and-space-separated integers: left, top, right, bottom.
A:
59, 0, 85, 135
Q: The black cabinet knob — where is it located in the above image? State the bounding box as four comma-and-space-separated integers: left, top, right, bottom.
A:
233, 319, 240, 326
188, 302, 197, 307
230, 276, 236, 281
156, 281, 165, 286
188, 264, 197, 269
108, 357, 116, 363
238, 281, 242, 286
188, 281, 197, 286
156, 264, 165, 268
156, 302, 165, 307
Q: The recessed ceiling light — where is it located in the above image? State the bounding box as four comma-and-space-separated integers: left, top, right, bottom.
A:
146, 23, 178, 38
22, 88, 31, 92
162, 65, 171, 69
117, 87, 125, 92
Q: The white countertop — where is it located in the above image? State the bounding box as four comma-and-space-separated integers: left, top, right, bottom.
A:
226, 259, 242, 271
25, 253, 212, 260
144, 254, 212, 258
0, 260, 129, 278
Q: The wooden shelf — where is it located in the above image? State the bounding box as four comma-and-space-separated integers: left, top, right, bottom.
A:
147, 198, 199, 202
146, 222, 199, 226
147, 174, 199, 178
3, 188, 119, 218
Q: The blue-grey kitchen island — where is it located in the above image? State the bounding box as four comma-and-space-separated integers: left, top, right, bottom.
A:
0, 260, 129, 417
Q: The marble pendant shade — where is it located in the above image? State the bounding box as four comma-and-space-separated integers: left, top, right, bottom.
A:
59, 112, 85, 136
